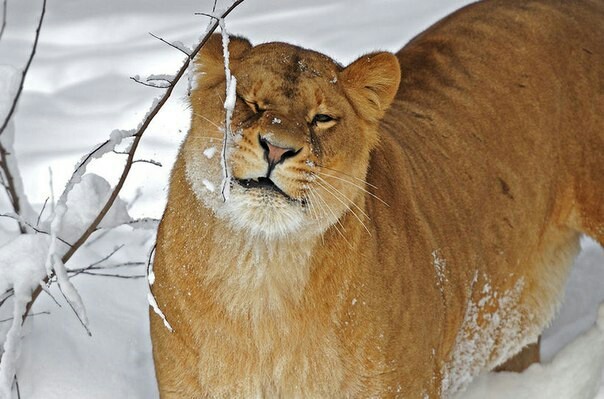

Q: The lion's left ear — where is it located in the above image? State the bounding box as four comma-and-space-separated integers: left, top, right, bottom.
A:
341, 52, 401, 122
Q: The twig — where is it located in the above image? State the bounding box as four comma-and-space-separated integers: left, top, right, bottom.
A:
39, 285, 62, 308
36, 197, 49, 227
48, 166, 55, 213
71, 271, 146, 279
14, 375, 20, 399
0, 311, 50, 323
71, 139, 111, 178
0, 213, 73, 247
0, 0, 6, 42
22, 0, 247, 320
68, 245, 124, 278
0, 288, 13, 307
149, 32, 191, 57
0, 0, 46, 137
194, 12, 219, 20
69, 261, 145, 273
132, 159, 162, 167
0, 147, 26, 233
146, 243, 156, 283
130, 76, 170, 89
57, 286, 91, 336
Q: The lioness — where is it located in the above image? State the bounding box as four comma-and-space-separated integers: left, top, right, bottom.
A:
150, 0, 604, 397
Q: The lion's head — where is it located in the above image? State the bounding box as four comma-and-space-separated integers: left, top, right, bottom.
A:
183, 34, 400, 239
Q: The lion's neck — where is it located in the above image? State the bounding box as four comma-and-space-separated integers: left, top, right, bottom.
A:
202, 223, 318, 323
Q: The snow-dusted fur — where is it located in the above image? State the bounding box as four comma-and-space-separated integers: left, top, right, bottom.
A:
151, 0, 604, 397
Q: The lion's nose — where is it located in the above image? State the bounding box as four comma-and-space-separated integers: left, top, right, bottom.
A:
259, 135, 300, 168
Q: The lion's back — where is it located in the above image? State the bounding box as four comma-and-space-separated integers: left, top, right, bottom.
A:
367, 0, 603, 394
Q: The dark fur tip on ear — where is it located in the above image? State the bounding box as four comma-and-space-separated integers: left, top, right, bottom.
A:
228, 35, 253, 59
194, 34, 252, 88
198, 33, 252, 64
341, 52, 401, 122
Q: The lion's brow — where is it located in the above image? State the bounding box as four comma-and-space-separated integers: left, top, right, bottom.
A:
281, 51, 302, 99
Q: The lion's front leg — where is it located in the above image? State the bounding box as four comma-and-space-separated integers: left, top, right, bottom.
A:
150, 312, 205, 399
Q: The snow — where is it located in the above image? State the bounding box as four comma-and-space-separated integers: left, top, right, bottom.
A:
61, 173, 132, 238
203, 146, 217, 159
0, 0, 602, 398
0, 234, 49, 398
458, 303, 604, 399
219, 18, 236, 202
443, 276, 528, 396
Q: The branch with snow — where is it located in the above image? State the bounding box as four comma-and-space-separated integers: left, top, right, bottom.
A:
0, 0, 45, 138
20, 0, 246, 336
0, 1, 246, 395
219, 18, 237, 202
0, 0, 46, 234
0, 0, 46, 232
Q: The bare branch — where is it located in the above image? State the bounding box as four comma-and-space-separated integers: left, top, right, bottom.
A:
149, 32, 191, 57
0, 0, 46, 137
68, 245, 124, 278
146, 243, 156, 282
36, 197, 49, 227
0, 288, 13, 307
70, 261, 145, 273
132, 159, 162, 167
130, 76, 170, 89
14, 376, 20, 399
0, 213, 72, 247
194, 12, 219, 20
0, 147, 26, 233
0, 311, 50, 323
0, 0, 7, 42
70, 271, 145, 279
39, 285, 62, 308
22, 0, 247, 321
70, 138, 112, 182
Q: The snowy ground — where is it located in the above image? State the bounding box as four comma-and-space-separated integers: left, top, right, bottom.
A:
0, 0, 603, 397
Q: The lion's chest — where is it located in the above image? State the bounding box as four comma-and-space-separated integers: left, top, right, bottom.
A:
193, 309, 353, 397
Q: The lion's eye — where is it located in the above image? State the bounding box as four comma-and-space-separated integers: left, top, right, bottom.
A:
238, 95, 264, 114
312, 114, 335, 125
247, 101, 263, 114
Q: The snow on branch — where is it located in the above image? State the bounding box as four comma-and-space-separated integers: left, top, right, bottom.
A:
0, 0, 45, 138
219, 18, 236, 202
22, 0, 246, 335
0, 1, 246, 395
0, 0, 48, 232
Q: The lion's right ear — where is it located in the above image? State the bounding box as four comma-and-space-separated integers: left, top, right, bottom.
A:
194, 34, 252, 88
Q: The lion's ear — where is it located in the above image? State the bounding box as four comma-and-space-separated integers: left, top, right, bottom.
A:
195, 34, 252, 88
341, 52, 401, 122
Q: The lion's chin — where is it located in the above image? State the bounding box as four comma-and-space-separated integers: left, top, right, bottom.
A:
216, 187, 308, 240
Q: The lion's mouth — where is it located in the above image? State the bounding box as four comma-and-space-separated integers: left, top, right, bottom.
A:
235, 177, 291, 199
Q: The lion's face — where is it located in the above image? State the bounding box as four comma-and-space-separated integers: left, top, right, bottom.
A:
184, 35, 400, 239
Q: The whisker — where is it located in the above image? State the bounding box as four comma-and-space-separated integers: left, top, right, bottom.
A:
311, 185, 352, 247
191, 112, 223, 130
315, 170, 389, 207
303, 190, 319, 222
314, 177, 371, 236
307, 187, 324, 221
307, 188, 326, 246
317, 165, 378, 189
314, 175, 371, 220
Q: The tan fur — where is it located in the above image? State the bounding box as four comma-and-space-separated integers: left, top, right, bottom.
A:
151, 0, 604, 397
